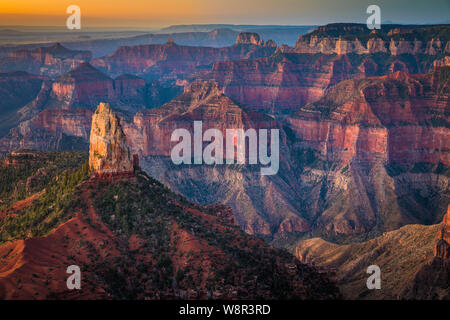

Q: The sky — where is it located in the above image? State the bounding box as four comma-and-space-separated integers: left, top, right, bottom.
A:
0, 0, 449, 28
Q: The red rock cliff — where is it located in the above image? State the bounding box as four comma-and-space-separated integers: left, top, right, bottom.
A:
291, 24, 450, 56
285, 69, 450, 166
51, 62, 116, 109
124, 80, 276, 157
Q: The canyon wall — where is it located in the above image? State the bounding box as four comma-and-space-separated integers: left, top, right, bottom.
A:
290, 24, 450, 56
0, 43, 91, 77
91, 34, 277, 79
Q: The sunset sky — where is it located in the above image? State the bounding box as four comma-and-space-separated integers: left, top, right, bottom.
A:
0, 0, 449, 28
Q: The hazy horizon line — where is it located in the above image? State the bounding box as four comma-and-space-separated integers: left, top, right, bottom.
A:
1, 21, 449, 31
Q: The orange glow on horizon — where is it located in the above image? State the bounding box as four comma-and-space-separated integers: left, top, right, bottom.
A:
0, 0, 215, 27
0, 0, 448, 27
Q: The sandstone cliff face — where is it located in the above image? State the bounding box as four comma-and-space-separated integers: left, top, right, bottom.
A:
48, 62, 149, 111
50, 62, 115, 109
114, 74, 146, 98
89, 103, 133, 174
282, 68, 449, 236
287, 71, 450, 165
201, 50, 440, 113
201, 53, 344, 112
113, 74, 146, 109
0, 43, 91, 77
286, 70, 450, 166
16, 79, 52, 121
291, 24, 450, 56
235, 32, 264, 46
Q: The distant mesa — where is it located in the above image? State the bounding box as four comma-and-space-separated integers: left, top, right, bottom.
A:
58, 61, 112, 82
235, 32, 263, 46
89, 102, 134, 175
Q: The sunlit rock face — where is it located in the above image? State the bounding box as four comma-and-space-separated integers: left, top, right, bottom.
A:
235, 32, 264, 46
435, 206, 450, 260
89, 102, 133, 174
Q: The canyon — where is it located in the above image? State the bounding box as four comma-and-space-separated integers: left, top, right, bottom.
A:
0, 22, 448, 300
0, 24, 448, 242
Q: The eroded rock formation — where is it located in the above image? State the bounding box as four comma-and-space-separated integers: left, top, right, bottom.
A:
89, 102, 133, 174
435, 205, 450, 260
235, 32, 263, 46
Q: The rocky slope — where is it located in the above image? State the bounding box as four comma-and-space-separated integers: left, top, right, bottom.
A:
410, 206, 449, 299
48, 62, 116, 109
0, 109, 93, 152
0, 43, 91, 77
295, 205, 450, 299
0, 169, 339, 299
286, 69, 449, 166
197, 24, 449, 113
294, 223, 445, 299
0, 71, 49, 138
139, 69, 449, 239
